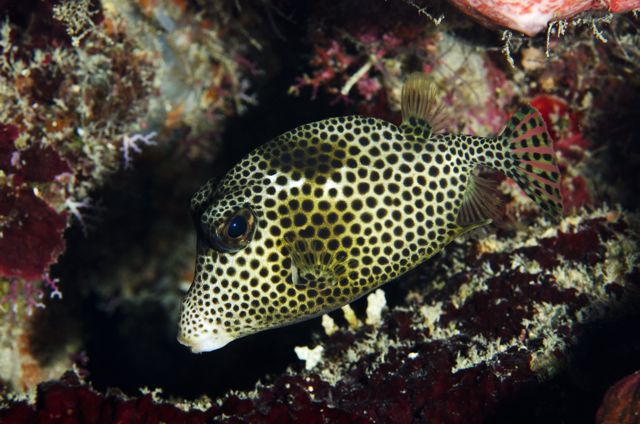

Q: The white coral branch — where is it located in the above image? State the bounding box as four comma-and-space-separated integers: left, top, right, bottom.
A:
121, 132, 158, 169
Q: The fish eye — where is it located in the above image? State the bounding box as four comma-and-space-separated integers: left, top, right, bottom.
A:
227, 215, 248, 238
213, 207, 256, 252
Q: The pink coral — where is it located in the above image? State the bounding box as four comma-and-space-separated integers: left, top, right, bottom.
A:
356, 76, 382, 101
290, 40, 354, 99
448, 0, 640, 36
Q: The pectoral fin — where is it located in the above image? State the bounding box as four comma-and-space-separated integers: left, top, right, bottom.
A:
289, 238, 342, 289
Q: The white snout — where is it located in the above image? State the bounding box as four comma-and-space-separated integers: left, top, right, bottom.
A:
177, 328, 234, 353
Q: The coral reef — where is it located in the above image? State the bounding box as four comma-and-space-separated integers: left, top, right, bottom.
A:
1, 0, 639, 422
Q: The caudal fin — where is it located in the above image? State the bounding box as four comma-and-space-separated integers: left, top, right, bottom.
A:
499, 105, 564, 218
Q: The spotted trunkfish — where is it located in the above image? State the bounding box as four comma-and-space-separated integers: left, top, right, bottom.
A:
177, 73, 563, 352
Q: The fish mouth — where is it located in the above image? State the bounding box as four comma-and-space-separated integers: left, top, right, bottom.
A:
177, 329, 234, 353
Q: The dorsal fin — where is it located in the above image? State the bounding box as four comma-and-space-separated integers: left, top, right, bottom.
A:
401, 73, 446, 135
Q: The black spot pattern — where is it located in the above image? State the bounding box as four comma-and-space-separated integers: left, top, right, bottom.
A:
178, 114, 532, 348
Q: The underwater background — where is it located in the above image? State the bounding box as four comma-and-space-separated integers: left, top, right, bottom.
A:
0, 0, 639, 422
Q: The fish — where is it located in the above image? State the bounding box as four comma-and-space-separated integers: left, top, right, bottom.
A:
177, 73, 563, 353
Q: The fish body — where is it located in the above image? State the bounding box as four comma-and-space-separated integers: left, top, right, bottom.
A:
178, 74, 563, 353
